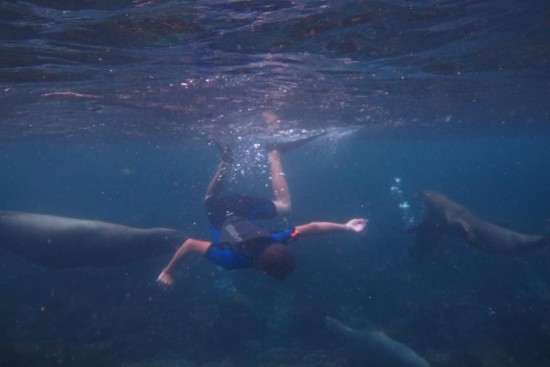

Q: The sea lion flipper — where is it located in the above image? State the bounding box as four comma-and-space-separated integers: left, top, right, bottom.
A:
265, 131, 326, 154
456, 219, 476, 242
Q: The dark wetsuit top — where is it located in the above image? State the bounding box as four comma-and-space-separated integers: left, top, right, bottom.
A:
204, 195, 297, 269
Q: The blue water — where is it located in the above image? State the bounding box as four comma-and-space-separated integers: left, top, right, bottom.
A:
1, 1, 549, 366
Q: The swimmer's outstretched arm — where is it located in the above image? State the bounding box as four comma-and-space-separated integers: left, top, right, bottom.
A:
295, 218, 368, 236
157, 238, 211, 289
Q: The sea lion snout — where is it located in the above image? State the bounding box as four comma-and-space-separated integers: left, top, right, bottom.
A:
415, 190, 433, 201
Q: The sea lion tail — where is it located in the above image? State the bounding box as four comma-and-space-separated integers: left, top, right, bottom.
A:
518, 234, 550, 254
325, 316, 354, 334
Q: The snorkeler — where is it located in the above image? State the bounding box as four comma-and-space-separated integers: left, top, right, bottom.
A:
156, 137, 368, 286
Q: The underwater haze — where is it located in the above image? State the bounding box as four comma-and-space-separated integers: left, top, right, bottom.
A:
1, 1, 549, 367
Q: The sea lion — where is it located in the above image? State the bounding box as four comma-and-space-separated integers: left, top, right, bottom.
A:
409, 190, 550, 254
0, 211, 186, 268
325, 316, 430, 367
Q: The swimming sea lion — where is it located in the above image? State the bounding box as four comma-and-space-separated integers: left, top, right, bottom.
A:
409, 190, 550, 254
0, 211, 186, 268
325, 316, 430, 367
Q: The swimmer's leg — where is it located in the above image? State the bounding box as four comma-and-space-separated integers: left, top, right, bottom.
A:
267, 133, 325, 214
205, 160, 230, 200
205, 138, 234, 200
268, 150, 292, 215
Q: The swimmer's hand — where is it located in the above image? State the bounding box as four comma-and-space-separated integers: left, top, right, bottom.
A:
157, 270, 174, 289
345, 218, 368, 233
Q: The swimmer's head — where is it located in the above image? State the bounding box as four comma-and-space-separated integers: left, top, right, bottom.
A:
255, 244, 295, 280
